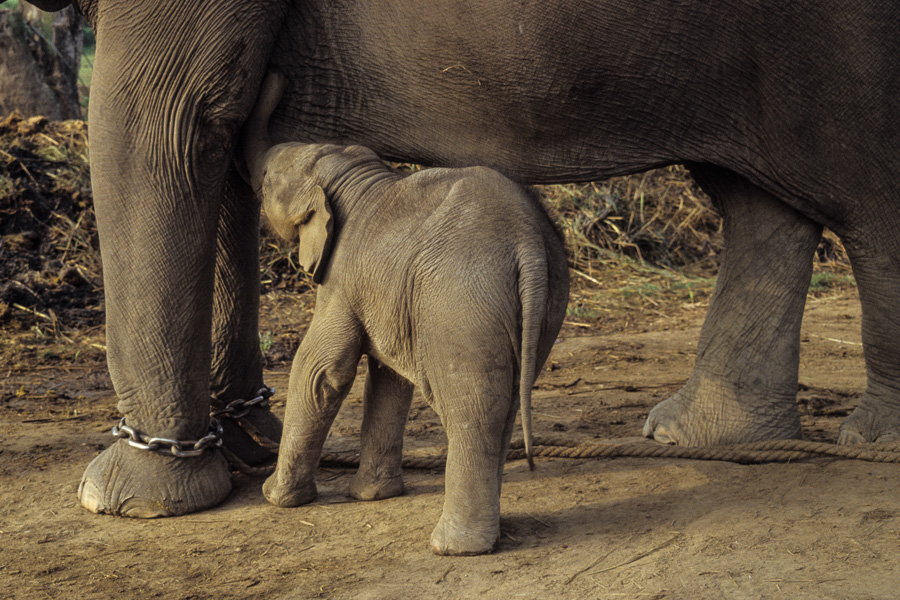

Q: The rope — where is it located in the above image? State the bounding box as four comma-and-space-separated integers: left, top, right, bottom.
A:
321, 436, 900, 471
227, 435, 900, 476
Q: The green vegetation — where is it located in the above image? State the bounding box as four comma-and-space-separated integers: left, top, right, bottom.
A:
617, 272, 715, 304
809, 271, 855, 293
78, 33, 94, 113
259, 331, 275, 354
1, 1, 95, 113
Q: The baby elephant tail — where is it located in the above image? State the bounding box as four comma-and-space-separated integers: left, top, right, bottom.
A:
518, 251, 552, 471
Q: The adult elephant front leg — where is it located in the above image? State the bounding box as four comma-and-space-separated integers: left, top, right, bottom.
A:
644, 166, 822, 445
210, 168, 282, 465
77, 1, 287, 517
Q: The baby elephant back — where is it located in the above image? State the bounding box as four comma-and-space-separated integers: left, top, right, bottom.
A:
411, 170, 568, 378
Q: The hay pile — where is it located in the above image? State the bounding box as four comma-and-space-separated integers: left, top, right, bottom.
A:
540, 166, 722, 275
0, 112, 99, 332
541, 167, 850, 278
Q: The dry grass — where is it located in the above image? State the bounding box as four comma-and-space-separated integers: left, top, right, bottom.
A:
0, 113, 96, 276
537, 168, 722, 327
540, 166, 723, 274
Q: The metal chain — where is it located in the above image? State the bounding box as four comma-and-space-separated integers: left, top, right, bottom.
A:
108, 385, 274, 460
111, 417, 224, 458
212, 386, 275, 420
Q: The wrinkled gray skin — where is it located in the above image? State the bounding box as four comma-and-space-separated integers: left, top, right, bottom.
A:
30, 0, 899, 518
243, 73, 569, 555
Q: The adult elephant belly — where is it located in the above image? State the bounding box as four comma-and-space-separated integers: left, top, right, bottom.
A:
271, 1, 740, 184
269, 0, 900, 447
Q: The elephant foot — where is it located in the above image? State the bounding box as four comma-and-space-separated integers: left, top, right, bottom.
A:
262, 472, 317, 507
643, 383, 801, 446
430, 516, 500, 556
78, 439, 232, 518
348, 472, 406, 501
838, 395, 900, 444
219, 405, 283, 466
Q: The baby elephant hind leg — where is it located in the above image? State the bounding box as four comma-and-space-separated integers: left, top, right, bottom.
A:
428, 370, 517, 556
349, 357, 414, 501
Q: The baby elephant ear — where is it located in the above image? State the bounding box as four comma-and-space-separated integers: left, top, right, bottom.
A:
294, 185, 334, 284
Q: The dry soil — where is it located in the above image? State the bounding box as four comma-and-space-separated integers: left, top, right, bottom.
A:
2, 288, 899, 600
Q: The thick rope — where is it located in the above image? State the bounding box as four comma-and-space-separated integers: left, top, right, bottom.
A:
228, 436, 900, 476
322, 436, 900, 471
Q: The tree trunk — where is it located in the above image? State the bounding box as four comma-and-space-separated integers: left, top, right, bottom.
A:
0, 2, 83, 120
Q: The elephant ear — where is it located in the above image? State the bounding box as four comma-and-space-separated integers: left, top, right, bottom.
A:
293, 186, 334, 284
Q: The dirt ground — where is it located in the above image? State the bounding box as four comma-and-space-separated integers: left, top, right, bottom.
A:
2, 285, 900, 600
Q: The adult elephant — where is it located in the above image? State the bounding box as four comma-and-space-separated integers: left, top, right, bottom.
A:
32, 0, 900, 517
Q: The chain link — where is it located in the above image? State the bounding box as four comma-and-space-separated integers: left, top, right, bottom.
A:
112, 417, 224, 458
109, 385, 274, 458
212, 386, 275, 420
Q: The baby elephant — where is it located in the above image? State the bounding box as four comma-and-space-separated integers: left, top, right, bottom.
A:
243, 75, 569, 556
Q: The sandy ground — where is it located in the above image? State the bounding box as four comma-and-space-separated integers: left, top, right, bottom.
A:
2, 288, 899, 600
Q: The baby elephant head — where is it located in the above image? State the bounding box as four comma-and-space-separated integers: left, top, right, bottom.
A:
259, 144, 336, 284
242, 70, 338, 284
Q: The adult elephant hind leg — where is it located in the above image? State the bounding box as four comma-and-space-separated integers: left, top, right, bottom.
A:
210, 168, 282, 466
644, 166, 822, 445
838, 217, 900, 444
349, 357, 413, 501
78, 1, 288, 517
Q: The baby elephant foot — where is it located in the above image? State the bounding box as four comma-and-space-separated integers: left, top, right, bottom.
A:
348, 472, 405, 501
78, 439, 232, 518
643, 385, 801, 446
430, 516, 500, 556
262, 472, 317, 507
838, 395, 900, 444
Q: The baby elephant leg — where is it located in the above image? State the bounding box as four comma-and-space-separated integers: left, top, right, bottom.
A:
429, 372, 517, 556
349, 357, 413, 501
263, 315, 361, 507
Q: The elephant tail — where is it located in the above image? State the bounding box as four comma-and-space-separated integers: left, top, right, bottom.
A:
517, 249, 551, 472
